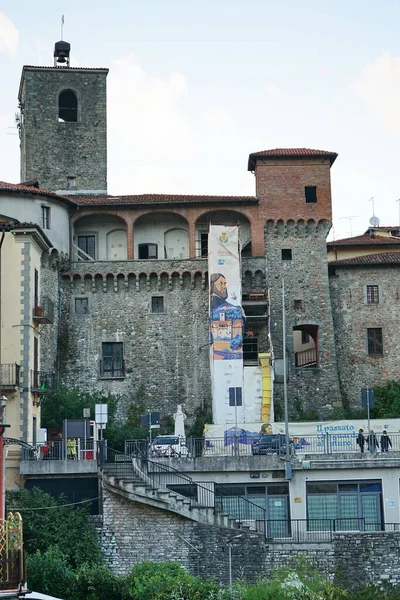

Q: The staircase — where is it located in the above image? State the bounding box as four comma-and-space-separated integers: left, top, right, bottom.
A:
99, 448, 263, 533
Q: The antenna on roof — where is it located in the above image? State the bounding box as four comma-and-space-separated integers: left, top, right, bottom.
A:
61, 15, 65, 40
368, 197, 380, 228
339, 215, 361, 237
396, 199, 400, 235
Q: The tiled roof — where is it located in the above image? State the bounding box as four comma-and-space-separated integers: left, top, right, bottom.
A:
0, 181, 75, 205
248, 148, 338, 170
329, 252, 400, 266
327, 233, 400, 246
22, 65, 108, 71
72, 193, 258, 207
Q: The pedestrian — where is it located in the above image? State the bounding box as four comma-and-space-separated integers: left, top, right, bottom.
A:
367, 430, 379, 455
380, 430, 392, 453
356, 428, 366, 453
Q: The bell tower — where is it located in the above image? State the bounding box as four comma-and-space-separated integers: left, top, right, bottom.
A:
18, 41, 109, 194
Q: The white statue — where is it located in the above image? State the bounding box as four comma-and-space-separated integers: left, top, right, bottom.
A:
173, 404, 186, 439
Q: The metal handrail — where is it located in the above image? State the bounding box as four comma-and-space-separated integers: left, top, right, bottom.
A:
101, 444, 267, 530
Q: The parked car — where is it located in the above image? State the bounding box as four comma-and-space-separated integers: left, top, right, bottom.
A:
150, 435, 188, 458
251, 434, 293, 456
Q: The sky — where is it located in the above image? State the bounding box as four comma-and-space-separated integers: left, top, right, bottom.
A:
1, 0, 400, 240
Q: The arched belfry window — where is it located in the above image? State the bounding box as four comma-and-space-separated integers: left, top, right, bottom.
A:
58, 90, 78, 122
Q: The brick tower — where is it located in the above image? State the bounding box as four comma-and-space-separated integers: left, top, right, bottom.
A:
248, 149, 342, 418
18, 40, 108, 194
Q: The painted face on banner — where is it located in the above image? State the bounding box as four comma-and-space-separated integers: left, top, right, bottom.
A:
213, 275, 228, 300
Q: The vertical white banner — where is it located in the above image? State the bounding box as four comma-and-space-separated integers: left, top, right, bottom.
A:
208, 226, 244, 424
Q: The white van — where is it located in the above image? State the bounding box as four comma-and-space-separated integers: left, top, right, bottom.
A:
150, 435, 188, 458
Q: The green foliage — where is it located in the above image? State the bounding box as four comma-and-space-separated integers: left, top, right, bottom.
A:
27, 546, 76, 599
41, 386, 118, 429
122, 561, 221, 600
187, 401, 213, 438
105, 424, 147, 452
74, 563, 123, 600
371, 380, 400, 418
7, 487, 102, 568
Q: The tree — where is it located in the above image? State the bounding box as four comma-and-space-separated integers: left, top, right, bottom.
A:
41, 387, 118, 429
370, 380, 400, 419
7, 487, 102, 568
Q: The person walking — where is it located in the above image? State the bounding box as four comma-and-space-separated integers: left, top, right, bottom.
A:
380, 430, 392, 453
356, 429, 366, 453
368, 430, 379, 455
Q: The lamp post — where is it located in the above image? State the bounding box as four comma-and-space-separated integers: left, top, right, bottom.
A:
0, 395, 10, 520
282, 279, 292, 480
227, 533, 243, 593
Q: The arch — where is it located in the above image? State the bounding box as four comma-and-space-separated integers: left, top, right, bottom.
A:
133, 212, 189, 260
59, 89, 78, 122
73, 214, 128, 262
164, 228, 189, 259
195, 209, 252, 257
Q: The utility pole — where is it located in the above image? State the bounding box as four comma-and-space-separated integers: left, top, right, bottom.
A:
282, 279, 292, 480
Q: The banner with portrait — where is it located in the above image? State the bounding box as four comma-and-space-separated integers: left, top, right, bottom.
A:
208, 225, 244, 424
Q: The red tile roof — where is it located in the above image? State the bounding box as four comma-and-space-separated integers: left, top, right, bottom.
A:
72, 193, 258, 207
327, 233, 400, 246
248, 148, 338, 170
329, 252, 400, 266
0, 181, 75, 206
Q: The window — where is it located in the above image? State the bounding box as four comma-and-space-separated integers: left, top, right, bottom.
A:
34, 268, 39, 308
367, 328, 383, 355
75, 297, 89, 315
138, 243, 158, 259
301, 330, 310, 344
305, 186, 317, 203
200, 233, 208, 257
366, 285, 380, 304
281, 248, 292, 261
294, 299, 303, 310
243, 337, 259, 362
307, 480, 382, 531
58, 90, 78, 122
77, 235, 95, 260
41, 206, 50, 229
151, 296, 164, 314
229, 387, 242, 406
67, 176, 76, 189
100, 342, 124, 378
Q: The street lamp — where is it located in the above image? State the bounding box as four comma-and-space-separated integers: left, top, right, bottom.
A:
0, 395, 10, 520
227, 533, 243, 592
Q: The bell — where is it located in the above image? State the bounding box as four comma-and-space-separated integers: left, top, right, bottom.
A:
57, 52, 67, 64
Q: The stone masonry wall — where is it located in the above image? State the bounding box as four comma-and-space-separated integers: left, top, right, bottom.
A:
266, 219, 342, 418
20, 68, 107, 192
329, 265, 400, 409
59, 258, 266, 423
100, 488, 400, 588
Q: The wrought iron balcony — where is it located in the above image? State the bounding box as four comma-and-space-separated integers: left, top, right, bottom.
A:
0, 364, 20, 388
32, 296, 54, 324
31, 371, 55, 393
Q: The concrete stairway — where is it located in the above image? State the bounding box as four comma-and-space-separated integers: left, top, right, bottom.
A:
100, 459, 253, 531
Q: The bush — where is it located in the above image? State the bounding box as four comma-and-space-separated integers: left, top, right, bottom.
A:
74, 563, 123, 600
122, 561, 221, 600
27, 546, 76, 599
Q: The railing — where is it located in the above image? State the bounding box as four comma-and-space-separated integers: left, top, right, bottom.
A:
126, 433, 400, 457
103, 445, 267, 531
295, 348, 317, 367
72, 243, 95, 262
259, 518, 392, 543
32, 296, 54, 324
0, 363, 20, 387
30, 371, 55, 392
21, 439, 98, 461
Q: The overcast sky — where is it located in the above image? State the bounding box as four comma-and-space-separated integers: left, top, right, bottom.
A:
1, 0, 400, 240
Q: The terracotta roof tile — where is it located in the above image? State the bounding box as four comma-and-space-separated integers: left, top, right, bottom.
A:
72, 193, 258, 207
327, 233, 400, 246
0, 181, 75, 205
248, 148, 338, 170
329, 252, 400, 266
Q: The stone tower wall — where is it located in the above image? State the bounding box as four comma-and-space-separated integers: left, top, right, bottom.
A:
266, 218, 342, 418
19, 67, 108, 192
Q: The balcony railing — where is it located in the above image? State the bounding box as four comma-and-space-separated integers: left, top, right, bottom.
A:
295, 348, 317, 367
0, 364, 20, 388
32, 296, 55, 324
30, 371, 55, 393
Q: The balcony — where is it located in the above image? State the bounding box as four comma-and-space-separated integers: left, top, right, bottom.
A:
295, 348, 317, 368
32, 296, 54, 324
31, 371, 55, 393
0, 363, 20, 388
